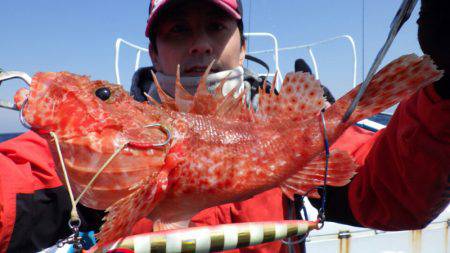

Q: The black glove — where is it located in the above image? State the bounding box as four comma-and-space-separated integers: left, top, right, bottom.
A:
417, 0, 450, 99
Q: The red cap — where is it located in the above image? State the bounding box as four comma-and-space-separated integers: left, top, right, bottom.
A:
145, 0, 242, 38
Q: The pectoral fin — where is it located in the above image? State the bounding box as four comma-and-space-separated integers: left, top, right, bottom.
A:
281, 149, 358, 199
96, 171, 169, 244
153, 218, 192, 232
97, 143, 186, 244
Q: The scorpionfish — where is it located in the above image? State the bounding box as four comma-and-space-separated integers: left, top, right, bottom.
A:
14, 54, 442, 244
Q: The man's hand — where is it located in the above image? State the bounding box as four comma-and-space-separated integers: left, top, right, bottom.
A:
418, 0, 450, 99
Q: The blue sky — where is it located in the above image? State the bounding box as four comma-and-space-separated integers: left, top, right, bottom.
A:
0, 0, 422, 132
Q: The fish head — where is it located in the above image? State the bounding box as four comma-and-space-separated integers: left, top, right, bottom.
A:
16, 72, 167, 142
15, 72, 169, 209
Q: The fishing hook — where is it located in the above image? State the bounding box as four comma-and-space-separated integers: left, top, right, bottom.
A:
143, 123, 172, 147
128, 123, 172, 148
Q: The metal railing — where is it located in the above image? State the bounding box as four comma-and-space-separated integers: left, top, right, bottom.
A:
248, 34, 358, 88
114, 38, 148, 85
244, 32, 282, 90
114, 32, 283, 87
114, 33, 357, 90
306, 220, 449, 253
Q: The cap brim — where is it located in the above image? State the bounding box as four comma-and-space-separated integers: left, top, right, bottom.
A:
145, 0, 241, 38
212, 0, 241, 20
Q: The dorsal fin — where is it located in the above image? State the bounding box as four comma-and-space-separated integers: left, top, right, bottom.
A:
211, 73, 229, 102
256, 72, 326, 122
214, 84, 240, 117
212, 82, 255, 122
258, 77, 267, 100
150, 70, 178, 111
270, 71, 278, 96
174, 65, 194, 112
280, 149, 358, 199
189, 60, 218, 115
144, 92, 161, 107
257, 72, 277, 109
227, 90, 248, 116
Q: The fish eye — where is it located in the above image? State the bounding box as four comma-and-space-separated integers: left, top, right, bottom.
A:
95, 87, 111, 101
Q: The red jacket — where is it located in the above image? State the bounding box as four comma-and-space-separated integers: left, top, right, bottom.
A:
1, 86, 449, 252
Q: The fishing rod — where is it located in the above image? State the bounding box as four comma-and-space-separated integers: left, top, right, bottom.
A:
342, 0, 419, 122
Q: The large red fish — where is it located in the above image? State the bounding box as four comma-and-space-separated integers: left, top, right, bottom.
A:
14, 54, 442, 244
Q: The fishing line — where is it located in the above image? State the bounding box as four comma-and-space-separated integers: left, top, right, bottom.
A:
48, 124, 170, 249
282, 109, 330, 246
318, 108, 330, 228
74, 142, 128, 205
50, 132, 78, 221
75, 124, 171, 203
50, 132, 83, 250
49, 137, 128, 250
362, 0, 365, 81
246, 0, 252, 69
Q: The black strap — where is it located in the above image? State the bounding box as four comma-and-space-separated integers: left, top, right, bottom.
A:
245, 54, 270, 74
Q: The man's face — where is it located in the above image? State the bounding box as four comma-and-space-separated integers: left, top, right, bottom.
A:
150, 0, 246, 76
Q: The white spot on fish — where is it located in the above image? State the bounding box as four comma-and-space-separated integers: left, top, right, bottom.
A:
277, 160, 287, 167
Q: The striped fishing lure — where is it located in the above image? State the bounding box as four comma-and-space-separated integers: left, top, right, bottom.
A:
89, 220, 317, 253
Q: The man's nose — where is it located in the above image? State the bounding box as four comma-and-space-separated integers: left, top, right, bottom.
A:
189, 32, 213, 55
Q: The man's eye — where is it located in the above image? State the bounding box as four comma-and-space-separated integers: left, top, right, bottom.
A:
170, 24, 190, 34
208, 22, 226, 32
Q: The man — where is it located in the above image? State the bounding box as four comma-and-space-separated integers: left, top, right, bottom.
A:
132, 0, 449, 251
0, 0, 448, 252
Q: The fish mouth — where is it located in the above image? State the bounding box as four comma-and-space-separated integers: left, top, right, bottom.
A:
183, 65, 220, 76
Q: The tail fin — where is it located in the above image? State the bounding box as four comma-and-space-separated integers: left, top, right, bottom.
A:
331, 54, 443, 124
